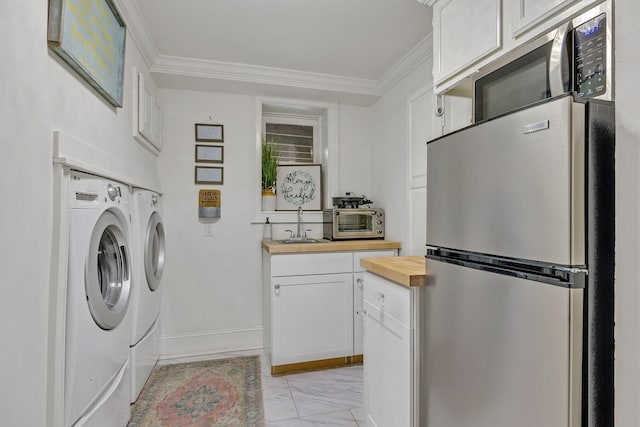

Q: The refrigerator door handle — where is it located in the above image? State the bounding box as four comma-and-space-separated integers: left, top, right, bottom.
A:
555, 266, 588, 275
426, 249, 586, 289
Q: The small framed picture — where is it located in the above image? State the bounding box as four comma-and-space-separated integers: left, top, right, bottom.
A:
195, 166, 224, 185
195, 145, 224, 163
195, 123, 224, 142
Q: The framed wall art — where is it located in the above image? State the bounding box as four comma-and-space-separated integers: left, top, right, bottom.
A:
195, 145, 224, 163
195, 166, 224, 185
195, 124, 224, 142
276, 164, 322, 211
47, 0, 126, 107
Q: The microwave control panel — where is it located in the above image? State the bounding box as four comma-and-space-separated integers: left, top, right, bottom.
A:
574, 13, 607, 99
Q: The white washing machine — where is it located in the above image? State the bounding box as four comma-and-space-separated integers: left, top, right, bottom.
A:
65, 171, 132, 426
129, 188, 165, 403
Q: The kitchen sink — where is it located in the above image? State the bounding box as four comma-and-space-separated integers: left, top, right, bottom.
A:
277, 238, 327, 244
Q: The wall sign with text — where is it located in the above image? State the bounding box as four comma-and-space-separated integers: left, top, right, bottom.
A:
276, 164, 322, 211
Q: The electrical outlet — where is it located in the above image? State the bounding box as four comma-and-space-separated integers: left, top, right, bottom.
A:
204, 223, 214, 237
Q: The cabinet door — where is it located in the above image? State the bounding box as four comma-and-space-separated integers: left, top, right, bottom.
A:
364, 290, 412, 427
512, 0, 579, 36
271, 273, 353, 366
353, 273, 365, 355
433, 0, 501, 85
138, 73, 154, 141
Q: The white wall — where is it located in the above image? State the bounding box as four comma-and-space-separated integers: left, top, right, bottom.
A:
156, 89, 372, 358
369, 59, 433, 253
407, 85, 436, 256
613, 0, 640, 423
0, 3, 159, 425
156, 89, 264, 356
338, 104, 373, 197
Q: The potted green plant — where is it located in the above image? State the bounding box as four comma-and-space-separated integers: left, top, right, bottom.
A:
261, 137, 279, 211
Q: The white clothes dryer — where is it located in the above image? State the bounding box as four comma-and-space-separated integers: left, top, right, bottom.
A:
129, 188, 165, 403
65, 171, 132, 427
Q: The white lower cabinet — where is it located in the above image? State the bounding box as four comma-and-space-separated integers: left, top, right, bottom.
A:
263, 249, 397, 372
353, 250, 397, 356
271, 273, 353, 366
363, 271, 420, 427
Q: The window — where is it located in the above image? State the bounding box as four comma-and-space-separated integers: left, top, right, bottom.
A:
254, 97, 339, 223
263, 115, 319, 164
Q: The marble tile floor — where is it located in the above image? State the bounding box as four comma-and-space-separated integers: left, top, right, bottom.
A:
157, 349, 365, 426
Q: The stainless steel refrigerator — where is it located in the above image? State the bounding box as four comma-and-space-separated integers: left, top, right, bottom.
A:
424, 94, 614, 427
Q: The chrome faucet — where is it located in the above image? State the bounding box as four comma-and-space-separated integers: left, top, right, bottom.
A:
284, 206, 312, 240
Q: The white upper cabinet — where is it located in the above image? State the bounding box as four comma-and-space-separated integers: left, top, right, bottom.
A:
431, 0, 501, 86
132, 67, 163, 154
428, 0, 605, 94
513, 0, 579, 37
138, 74, 154, 141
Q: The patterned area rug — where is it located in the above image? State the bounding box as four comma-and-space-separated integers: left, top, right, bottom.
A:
129, 356, 264, 426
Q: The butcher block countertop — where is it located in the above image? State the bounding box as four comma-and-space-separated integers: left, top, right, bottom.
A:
261, 239, 401, 254
360, 256, 428, 288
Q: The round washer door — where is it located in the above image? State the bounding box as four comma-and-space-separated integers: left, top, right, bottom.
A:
85, 210, 131, 330
144, 211, 165, 291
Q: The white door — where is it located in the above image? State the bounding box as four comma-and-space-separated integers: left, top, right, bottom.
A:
86, 211, 131, 329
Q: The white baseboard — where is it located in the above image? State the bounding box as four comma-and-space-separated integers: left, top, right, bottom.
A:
159, 327, 263, 360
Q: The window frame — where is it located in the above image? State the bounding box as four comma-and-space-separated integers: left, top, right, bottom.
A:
253, 97, 339, 224
263, 113, 319, 165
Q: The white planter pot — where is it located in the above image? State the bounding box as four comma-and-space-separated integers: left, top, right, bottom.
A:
262, 194, 276, 211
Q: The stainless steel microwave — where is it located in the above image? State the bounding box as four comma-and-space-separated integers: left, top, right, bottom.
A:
323, 208, 385, 240
474, 1, 612, 123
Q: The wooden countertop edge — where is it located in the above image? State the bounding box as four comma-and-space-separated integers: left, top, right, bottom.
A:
261, 240, 402, 254
360, 256, 427, 288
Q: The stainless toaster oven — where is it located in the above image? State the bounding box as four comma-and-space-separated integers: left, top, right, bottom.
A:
323, 208, 385, 240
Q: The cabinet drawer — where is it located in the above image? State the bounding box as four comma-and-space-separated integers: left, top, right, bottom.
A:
271, 252, 352, 276
354, 250, 397, 272
363, 272, 411, 327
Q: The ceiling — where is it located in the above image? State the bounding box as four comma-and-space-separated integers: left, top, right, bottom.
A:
124, 0, 433, 104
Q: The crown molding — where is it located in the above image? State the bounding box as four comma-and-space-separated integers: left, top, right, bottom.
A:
378, 33, 434, 94
111, 0, 159, 68
151, 55, 382, 97
118, 0, 433, 102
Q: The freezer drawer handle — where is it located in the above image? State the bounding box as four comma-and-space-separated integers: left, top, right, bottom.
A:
426, 247, 587, 288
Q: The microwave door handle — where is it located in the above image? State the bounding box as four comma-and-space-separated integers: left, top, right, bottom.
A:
549, 21, 572, 97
